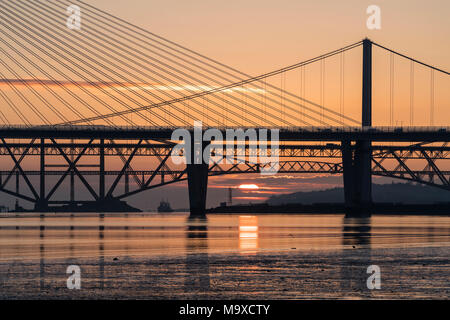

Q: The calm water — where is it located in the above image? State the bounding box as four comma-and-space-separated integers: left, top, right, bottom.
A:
0, 213, 449, 299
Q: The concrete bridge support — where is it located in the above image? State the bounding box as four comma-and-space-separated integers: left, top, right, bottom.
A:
186, 138, 209, 217
342, 38, 373, 215
342, 141, 372, 214
187, 163, 209, 217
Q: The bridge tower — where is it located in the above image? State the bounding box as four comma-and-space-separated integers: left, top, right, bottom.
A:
342, 38, 373, 214
186, 136, 209, 217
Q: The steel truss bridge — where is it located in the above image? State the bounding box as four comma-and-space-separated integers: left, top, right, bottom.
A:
0, 126, 449, 213
0, 0, 449, 215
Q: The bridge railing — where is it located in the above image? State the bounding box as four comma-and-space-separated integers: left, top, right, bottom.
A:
0, 124, 449, 131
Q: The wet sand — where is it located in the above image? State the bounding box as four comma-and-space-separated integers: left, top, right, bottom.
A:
1, 246, 449, 299
0, 213, 449, 299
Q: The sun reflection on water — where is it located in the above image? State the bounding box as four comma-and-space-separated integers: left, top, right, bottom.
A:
239, 216, 259, 253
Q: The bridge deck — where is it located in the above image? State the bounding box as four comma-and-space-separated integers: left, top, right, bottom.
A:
0, 125, 449, 141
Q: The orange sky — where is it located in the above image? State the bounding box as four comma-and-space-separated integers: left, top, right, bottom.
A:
0, 0, 448, 209
1, 0, 448, 126
87, 0, 450, 127
89, 0, 449, 74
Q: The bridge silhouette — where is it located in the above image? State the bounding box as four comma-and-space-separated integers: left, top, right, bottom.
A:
0, 0, 449, 215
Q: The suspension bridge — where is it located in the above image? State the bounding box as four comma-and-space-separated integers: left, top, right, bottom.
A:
0, 0, 449, 215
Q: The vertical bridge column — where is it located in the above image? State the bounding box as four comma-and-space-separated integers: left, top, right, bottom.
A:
360, 38, 373, 208
36, 138, 47, 211
342, 38, 372, 214
70, 139, 75, 203
186, 137, 209, 217
99, 139, 105, 201
342, 140, 355, 207
342, 140, 372, 212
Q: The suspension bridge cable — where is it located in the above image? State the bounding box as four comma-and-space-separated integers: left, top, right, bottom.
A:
66, 0, 358, 127
389, 53, 395, 126
0, 63, 50, 125
43, 0, 286, 127
44, 0, 313, 127
321, 59, 325, 123
24, 0, 269, 127
51, 0, 255, 125
302, 66, 306, 123
410, 61, 414, 126
15, 1, 204, 128
340, 52, 345, 125
1, 1, 166, 126
0, 87, 29, 125
4, 0, 166, 127
0, 102, 10, 125
299, 67, 302, 123
373, 42, 450, 76
0, 46, 69, 123
72, 0, 362, 123
431, 70, 435, 125
62, 39, 362, 127
6, 6, 204, 129
60, 0, 361, 125
1, 0, 364, 127
0, 23, 115, 127
0, 14, 130, 127
25, 0, 230, 127
0, 35, 94, 125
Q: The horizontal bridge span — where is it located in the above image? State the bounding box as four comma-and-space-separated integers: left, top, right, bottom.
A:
1, 155, 449, 204
0, 143, 448, 159
1, 125, 450, 141
3, 169, 448, 176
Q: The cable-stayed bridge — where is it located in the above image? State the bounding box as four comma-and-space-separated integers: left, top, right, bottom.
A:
0, 0, 449, 215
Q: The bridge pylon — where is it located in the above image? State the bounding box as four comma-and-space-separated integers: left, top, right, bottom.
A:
342, 38, 373, 214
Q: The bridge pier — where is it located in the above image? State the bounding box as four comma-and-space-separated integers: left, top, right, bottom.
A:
187, 163, 209, 217
342, 141, 372, 215
186, 137, 209, 217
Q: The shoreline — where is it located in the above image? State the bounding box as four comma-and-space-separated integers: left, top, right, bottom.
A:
207, 203, 450, 215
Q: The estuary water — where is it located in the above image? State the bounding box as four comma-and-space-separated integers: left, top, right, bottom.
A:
0, 213, 449, 299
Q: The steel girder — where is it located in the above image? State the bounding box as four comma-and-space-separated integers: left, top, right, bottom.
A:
0, 138, 449, 204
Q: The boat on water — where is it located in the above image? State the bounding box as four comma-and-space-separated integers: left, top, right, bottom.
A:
157, 200, 174, 213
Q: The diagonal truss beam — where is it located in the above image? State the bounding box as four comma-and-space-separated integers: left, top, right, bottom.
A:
45, 139, 94, 201
1, 138, 39, 200
110, 139, 143, 188
51, 138, 99, 200
421, 150, 450, 187
144, 151, 172, 188
107, 140, 143, 197
0, 138, 36, 189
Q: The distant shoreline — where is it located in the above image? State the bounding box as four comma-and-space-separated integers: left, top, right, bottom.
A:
207, 202, 450, 215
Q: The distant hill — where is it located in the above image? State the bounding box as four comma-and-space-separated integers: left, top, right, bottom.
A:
267, 183, 450, 205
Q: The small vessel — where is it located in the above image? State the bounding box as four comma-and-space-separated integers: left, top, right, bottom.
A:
157, 200, 174, 213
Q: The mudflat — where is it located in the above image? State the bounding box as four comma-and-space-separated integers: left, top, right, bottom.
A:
0, 213, 449, 299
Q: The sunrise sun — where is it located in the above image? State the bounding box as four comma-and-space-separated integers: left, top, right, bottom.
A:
238, 184, 259, 190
